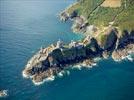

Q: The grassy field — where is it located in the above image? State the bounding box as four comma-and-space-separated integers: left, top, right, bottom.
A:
66, 0, 134, 32
113, 1, 134, 32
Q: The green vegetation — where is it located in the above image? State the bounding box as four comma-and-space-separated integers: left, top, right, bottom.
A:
67, 0, 134, 31
114, 1, 134, 32
66, 2, 81, 15
88, 7, 123, 26
97, 32, 107, 46
67, 0, 104, 16
78, 0, 104, 17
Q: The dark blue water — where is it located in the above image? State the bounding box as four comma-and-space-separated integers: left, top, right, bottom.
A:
0, 0, 134, 100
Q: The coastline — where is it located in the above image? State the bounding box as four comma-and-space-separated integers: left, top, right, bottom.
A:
23, 53, 134, 85
22, 1, 134, 85
22, 34, 134, 85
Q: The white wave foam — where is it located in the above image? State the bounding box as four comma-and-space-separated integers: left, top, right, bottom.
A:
113, 55, 127, 62
66, 70, 70, 75
82, 62, 97, 68
92, 63, 97, 66
58, 70, 70, 77
94, 57, 101, 62
33, 76, 55, 86
121, 54, 134, 61
114, 59, 121, 62
22, 70, 34, 79
126, 55, 133, 62
81, 63, 92, 68
72, 62, 97, 70
22, 71, 29, 78
58, 71, 65, 77
72, 65, 82, 70
113, 54, 134, 62
121, 56, 126, 60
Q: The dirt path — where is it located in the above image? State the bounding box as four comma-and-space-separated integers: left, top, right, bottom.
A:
87, 0, 105, 19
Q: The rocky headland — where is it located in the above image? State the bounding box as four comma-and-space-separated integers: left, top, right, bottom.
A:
22, 0, 134, 85
22, 27, 134, 85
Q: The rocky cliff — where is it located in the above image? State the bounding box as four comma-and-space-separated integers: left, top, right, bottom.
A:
22, 28, 134, 84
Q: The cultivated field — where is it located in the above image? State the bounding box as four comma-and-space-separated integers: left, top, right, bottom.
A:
101, 0, 121, 7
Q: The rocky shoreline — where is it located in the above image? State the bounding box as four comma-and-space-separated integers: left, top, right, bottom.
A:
59, 10, 88, 33
22, 27, 134, 85
22, 1, 134, 85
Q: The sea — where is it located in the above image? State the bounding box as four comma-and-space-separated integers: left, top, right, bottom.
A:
0, 0, 134, 100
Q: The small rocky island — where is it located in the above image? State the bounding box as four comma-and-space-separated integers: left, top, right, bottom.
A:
22, 0, 134, 85
0, 90, 8, 98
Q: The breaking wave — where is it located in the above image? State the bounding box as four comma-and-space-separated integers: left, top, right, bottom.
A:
33, 76, 55, 86
58, 70, 70, 77
72, 62, 97, 70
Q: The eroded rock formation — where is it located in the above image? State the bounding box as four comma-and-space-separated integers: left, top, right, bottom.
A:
22, 28, 134, 84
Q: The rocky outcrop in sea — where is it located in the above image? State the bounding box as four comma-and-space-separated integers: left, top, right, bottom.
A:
0, 90, 8, 98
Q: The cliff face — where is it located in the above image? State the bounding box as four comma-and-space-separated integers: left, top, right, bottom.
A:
111, 31, 134, 61
117, 30, 134, 48
97, 28, 118, 50
23, 37, 102, 83
23, 28, 134, 84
